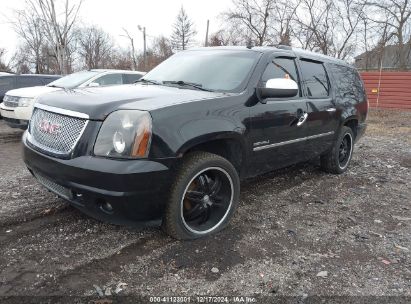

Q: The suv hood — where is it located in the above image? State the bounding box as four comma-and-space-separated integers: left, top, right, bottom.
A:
36, 84, 228, 120
6, 86, 61, 98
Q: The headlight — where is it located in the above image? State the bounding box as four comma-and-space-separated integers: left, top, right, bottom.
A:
3, 95, 12, 102
18, 97, 34, 107
94, 110, 152, 158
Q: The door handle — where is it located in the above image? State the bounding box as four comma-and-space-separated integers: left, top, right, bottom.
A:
297, 112, 308, 127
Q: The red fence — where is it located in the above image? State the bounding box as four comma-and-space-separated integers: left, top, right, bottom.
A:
360, 72, 411, 110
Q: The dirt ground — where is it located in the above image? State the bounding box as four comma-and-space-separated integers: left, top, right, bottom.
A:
0, 109, 410, 303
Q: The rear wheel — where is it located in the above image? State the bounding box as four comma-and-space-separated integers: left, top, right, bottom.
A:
320, 126, 354, 174
163, 152, 240, 240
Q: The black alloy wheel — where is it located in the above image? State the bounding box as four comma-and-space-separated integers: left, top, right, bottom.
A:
338, 133, 353, 169
181, 167, 233, 234
163, 152, 240, 240
320, 126, 355, 174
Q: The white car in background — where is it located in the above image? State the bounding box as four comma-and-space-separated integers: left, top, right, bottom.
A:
0, 69, 145, 129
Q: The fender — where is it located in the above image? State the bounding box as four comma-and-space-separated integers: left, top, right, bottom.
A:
339, 100, 367, 128
150, 117, 249, 172
149, 93, 251, 160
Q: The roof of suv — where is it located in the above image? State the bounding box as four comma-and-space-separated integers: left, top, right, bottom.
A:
0, 73, 60, 78
189, 46, 351, 67
89, 69, 145, 74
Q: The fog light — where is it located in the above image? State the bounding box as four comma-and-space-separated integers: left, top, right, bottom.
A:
101, 201, 113, 213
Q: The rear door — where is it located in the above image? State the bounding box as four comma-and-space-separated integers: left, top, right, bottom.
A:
298, 59, 339, 157
248, 55, 309, 175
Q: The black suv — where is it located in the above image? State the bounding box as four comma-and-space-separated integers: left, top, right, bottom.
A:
0, 73, 60, 102
23, 47, 367, 239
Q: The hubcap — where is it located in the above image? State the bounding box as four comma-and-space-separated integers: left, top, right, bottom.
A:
181, 167, 233, 234
338, 133, 352, 168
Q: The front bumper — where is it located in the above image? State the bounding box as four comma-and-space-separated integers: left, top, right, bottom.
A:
23, 133, 175, 225
0, 103, 30, 129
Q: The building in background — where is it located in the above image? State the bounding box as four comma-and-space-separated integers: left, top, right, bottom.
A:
355, 43, 411, 71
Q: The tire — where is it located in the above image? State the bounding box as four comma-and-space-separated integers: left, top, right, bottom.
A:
320, 126, 354, 174
163, 151, 240, 240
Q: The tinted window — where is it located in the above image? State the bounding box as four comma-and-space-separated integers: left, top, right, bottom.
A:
123, 73, 143, 84
0, 76, 15, 93
261, 57, 300, 95
300, 60, 329, 97
329, 64, 365, 103
94, 73, 123, 86
16, 76, 43, 88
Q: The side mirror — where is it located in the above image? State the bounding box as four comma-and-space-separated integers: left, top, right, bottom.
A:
88, 82, 100, 87
258, 78, 298, 101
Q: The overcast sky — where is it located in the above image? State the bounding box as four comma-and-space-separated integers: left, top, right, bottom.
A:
0, 0, 234, 60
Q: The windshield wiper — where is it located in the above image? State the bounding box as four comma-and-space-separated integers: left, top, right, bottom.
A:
135, 78, 161, 85
47, 84, 63, 88
162, 80, 213, 92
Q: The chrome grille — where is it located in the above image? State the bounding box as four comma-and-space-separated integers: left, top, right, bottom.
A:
33, 171, 72, 199
3, 95, 19, 108
29, 107, 87, 155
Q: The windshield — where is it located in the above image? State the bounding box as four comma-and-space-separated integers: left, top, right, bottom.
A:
47, 70, 100, 89
142, 50, 261, 92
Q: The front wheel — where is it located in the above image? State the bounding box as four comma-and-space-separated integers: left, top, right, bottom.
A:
320, 126, 354, 174
163, 152, 240, 240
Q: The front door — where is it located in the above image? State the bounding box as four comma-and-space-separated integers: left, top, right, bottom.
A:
248, 56, 308, 176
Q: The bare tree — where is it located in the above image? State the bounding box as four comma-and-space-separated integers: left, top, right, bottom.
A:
135, 36, 173, 71
151, 36, 173, 60
271, 0, 299, 46
76, 26, 114, 69
121, 28, 138, 70
171, 6, 197, 50
225, 0, 274, 46
293, 0, 335, 53
24, 0, 83, 74
293, 0, 365, 60
0, 49, 12, 72
366, 0, 411, 70
208, 28, 245, 46
222, 0, 299, 46
108, 49, 134, 70
11, 8, 47, 73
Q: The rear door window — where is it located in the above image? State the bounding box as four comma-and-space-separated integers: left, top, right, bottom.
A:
261, 57, 300, 96
123, 73, 143, 84
300, 60, 330, 98
329, 64, 365, 102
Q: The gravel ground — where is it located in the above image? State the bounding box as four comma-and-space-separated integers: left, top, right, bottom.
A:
0, 110, 410, 303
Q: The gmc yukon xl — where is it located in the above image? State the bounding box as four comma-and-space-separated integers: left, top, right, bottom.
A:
23, 46, 367, 239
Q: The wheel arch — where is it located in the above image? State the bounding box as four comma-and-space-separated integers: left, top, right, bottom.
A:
341, 116, 359, 139
177, 132, 248, 177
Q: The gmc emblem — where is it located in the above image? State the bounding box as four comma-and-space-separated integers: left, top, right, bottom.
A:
38, 120, 62, 135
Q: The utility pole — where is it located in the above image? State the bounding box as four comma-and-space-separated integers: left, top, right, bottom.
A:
205, 20, 210, 47
138, 25, 147, 71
